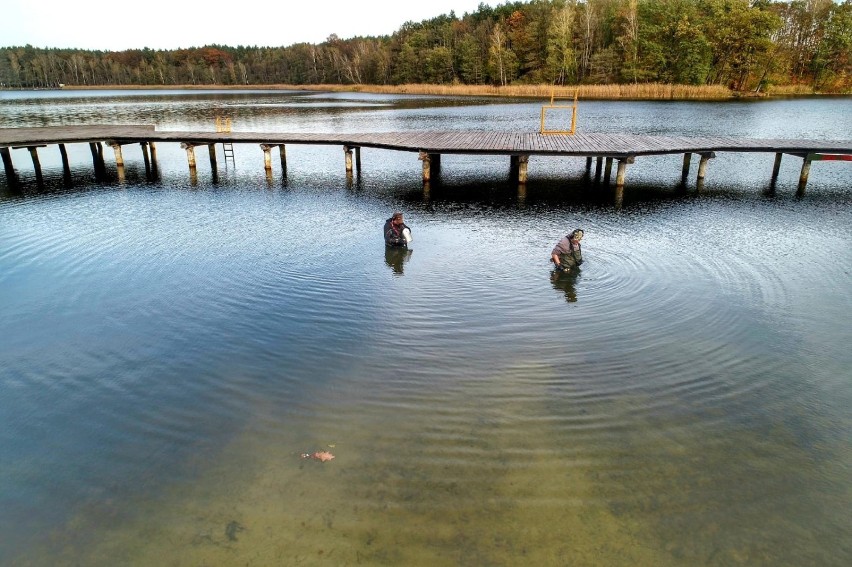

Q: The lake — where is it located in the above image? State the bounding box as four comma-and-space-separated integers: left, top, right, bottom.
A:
1, 89, 851, 566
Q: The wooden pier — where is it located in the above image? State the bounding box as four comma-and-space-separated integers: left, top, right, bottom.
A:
1, 125, 850, 193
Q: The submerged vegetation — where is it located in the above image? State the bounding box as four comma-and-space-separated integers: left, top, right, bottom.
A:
1, 0, 850, 94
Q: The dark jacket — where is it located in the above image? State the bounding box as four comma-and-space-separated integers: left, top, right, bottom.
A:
384, 218, 410, 248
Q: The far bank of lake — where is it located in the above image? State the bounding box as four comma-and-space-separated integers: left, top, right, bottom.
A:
47, 81, 849, 99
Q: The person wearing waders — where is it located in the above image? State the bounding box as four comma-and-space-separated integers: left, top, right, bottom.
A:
550, 229, 584, 272
384, 211, 411, 248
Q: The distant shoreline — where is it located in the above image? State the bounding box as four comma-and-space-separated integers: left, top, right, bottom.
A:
5, 83, 838, 100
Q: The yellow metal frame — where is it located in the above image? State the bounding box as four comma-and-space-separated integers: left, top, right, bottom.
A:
215, 116, 232, 133
540, 88, 578, 135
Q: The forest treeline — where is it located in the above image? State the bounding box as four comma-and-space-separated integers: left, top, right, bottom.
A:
1, 0, 850, 93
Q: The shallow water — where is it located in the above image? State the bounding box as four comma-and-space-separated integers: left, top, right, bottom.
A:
1, 90, 851, 565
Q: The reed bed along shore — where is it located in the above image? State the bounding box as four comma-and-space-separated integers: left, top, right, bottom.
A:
333, 82, 736, 100
56, 82, 838, 99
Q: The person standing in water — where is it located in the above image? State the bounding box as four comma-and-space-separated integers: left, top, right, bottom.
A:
384, 212, 412, 248
551, 229, 584, 271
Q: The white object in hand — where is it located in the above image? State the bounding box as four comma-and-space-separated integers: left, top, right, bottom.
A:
402, 228, 412, 243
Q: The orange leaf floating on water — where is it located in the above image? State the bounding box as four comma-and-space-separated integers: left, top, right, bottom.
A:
312, 451, 335, 462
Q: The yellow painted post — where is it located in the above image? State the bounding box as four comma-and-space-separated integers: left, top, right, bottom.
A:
571, 89, 578, 135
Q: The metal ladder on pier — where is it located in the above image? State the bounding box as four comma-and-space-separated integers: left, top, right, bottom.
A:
216, 116, 235, 166
222, 142, 235, 165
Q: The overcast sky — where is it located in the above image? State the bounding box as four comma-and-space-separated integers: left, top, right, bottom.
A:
2, 0, 492, 50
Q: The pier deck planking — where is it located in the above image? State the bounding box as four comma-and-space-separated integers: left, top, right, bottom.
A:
1, 125, 850, 192
3, 125, 850, 157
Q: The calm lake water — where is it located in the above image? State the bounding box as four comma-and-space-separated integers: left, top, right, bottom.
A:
1, 90, 851, 566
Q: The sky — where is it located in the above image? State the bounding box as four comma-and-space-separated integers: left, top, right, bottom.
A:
1, 1, 493, 51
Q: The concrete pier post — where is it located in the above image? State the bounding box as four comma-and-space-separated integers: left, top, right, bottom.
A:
696, 152, 715, 182
585, 156, 592, 173
355, 147, 361, 174
614, 156, 635, 189
1, 147, 16, 182
615, 159, 627, 189
771, 153, 783, 184
681, 153, 692, 182
109, 143, 124, 168
181, 143, 197, 172
208, 144, 218, 172
344, 146, 353, 174
517, 154, 529, 185
27, 147, 44, 185
279, 145, 287, 174
798, 154, 812, 194
594, 156, 603, 182
109, 142, 126, 181
614, 185, 624, 209
604, 157, 613, 185
260, 144, 273, 172
419, 151, 431, 183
